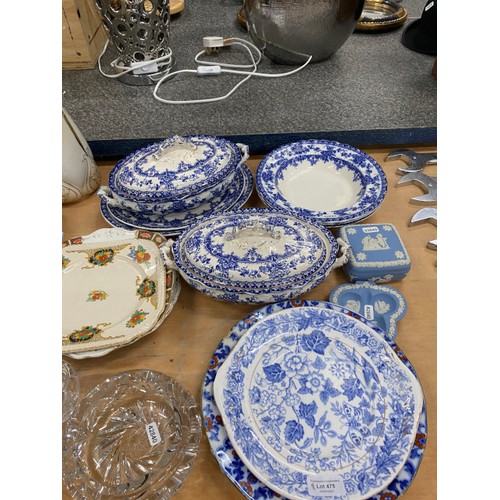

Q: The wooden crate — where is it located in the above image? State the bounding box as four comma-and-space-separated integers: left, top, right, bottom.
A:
62, 0, 108, 70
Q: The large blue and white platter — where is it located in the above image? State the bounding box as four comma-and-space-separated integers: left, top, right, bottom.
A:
256, 140, 387, 228
100, 163, 253, 237
213, 303, 423, 499
202, 300, 427, 500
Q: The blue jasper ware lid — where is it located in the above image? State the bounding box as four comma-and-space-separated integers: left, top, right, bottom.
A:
339, 223, 411, 272
173, 208, 338, 289
109, 135, 244, 202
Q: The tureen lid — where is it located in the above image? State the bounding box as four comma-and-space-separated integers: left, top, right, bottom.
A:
173, 209, 338, 288
109, 135, 244, 201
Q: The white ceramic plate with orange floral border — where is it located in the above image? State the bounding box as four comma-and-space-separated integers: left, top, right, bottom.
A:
62, 228, 170, 354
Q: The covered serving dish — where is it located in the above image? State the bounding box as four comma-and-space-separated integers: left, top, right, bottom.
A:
98, 135, 249, 215
169, 209, 348, 304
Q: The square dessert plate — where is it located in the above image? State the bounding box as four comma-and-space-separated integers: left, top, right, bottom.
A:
62, 229, 167, 354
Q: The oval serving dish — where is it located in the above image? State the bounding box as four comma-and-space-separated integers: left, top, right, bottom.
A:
256, 140, 387, 228
171, 209, 348, 304
100, 135, 249, 215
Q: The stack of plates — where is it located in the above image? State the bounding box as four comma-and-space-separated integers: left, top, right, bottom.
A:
256, 140, 388, 228
202, 301, 427, 500
63, 370, 201, 499
62, 228, 180, 359
98, 135, 253, 237
172, 209, 348, 304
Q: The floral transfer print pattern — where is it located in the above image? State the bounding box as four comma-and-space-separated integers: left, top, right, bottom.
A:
202, 301, 427, 500
62, 322, 115, 345
90, 248, 116, 266
126, 310, 149, 328
86, 290, 108, 302
128, 245, 152, 266
136, 278, 157, 308
216, 306, 422, 499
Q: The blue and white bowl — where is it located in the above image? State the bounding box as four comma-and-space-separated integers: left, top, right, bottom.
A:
256, 140, 387, 228
169, 209, 348, 304
99, 135, 249, 216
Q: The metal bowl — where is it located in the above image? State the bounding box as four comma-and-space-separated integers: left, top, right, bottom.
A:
243, 0, 365, 64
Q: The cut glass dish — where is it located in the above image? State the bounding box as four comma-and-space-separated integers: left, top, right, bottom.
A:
63, 370, 201, 499
62, 359, 80, 422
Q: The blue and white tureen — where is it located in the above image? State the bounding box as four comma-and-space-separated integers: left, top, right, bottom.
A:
168, 209, 348, 304
98, 135, 249, 216
256, 140, 387, 228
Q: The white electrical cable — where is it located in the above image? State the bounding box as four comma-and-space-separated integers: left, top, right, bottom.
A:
97, 39, 174, 79
153, 39, 260, 104
98, 35, 312, 105
153, 37, 312, 105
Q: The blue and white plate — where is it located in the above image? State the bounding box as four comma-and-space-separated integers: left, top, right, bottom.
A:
329, 282, 408, 340
202, 300, 427, 500
213, 304, 423, 500
256, 140, 387, 228
100, 163, 253, 236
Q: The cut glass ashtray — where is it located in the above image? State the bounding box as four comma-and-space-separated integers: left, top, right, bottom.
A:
62, 370, 201, 499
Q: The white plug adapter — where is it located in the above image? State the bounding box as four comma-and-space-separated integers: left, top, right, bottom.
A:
203, 36, 225, 48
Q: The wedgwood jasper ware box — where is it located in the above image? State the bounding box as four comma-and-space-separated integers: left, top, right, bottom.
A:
338, 223, 411, 283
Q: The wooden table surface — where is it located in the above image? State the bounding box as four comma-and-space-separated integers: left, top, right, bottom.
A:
62, 146, 437, 500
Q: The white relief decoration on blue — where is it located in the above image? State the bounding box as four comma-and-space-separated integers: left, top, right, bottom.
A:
213, 305, 423, 499
329, 283, 408, 341
202, 300, 427, 500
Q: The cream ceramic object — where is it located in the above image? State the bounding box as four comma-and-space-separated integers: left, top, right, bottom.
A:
62, 108, 100, 204
62, 228, 173, 354
64, 270, 181, 360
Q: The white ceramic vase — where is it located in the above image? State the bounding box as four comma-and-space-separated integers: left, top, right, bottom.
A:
62, 108, 100, 204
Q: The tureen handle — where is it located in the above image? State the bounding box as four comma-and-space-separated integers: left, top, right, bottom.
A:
236, 143, 250, 166
96, 186, 122, 208
159, 239, 179, 270
225, 220, 282, 245
152, 136, 197, 161
331, 238, 350, 270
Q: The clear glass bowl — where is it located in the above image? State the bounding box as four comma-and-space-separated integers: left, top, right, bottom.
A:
62, 359, 80, 422
62, 370, 201, 499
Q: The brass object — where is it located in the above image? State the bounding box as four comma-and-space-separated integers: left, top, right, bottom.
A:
171, 0, 184, 15
237, 7, 247, 29
355, 0, 408, 32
